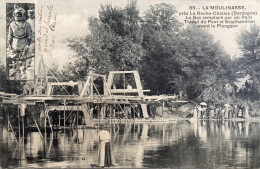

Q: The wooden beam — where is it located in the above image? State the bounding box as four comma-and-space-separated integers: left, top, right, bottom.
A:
109, 71, 137, 74
80, 76, 91, 97
107, 72, 114, 93
92, 73, 106, 78
110, 89, 139, 93
48, 82, 79, 86
46, 84, 52, 96
47, 105, 83, 111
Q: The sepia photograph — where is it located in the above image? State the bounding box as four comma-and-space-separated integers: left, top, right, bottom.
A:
0, 0, 260, 168
6, 3, 35, 81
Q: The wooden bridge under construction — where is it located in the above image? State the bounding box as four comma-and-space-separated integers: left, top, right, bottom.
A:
0, 58, 188, 136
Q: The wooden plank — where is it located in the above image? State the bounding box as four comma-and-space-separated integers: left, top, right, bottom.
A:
103, 76, 107, 95
48, 82, 78, 86
141, 104, 149, 118
81, 104, 93, 126
80, 76, 91, 97
110, 89, 139, 93
109, 71, 137, 74
92, 73, 106, 77
47, 105, 83, 111
134, 71, 143, 96
3, 95, 182, 102
2, 96, 183, 104
144, 95, 178, 99
46, 84, 52, 96
107, 72, 114, 92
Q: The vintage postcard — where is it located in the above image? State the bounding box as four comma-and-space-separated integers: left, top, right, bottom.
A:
6, 3, 35, 80
0, 0, 260, 168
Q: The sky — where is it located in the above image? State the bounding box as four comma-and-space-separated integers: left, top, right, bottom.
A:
0, 0, 260, 71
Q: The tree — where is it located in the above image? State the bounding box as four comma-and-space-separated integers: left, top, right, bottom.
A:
237, 26, 260, 79
140, 3, 183, 95
67, 1, 143, 80
140, 30, 182, 94
66, 2, 233, 102
237, 25, 260, 81
237, 25, 260, 61
179, 25, 232, 101
142, 3, 182, 32
236, 25, 260, 102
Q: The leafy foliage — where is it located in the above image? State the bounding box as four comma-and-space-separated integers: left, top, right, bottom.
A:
140, 8, 231, 100
237, 25, 260, 84
234, 25, 260, 107
67, 1, 143, 79
178, 25, 232, 100
66, 2, 233, 103
140, 3, 182, 95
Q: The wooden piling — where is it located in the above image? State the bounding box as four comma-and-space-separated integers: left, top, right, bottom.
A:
47, 114, 53, 134
22, 115, 25, 146
109, 104, 111, 125
162, 101, 165, 117
18, 105, 20, 139
64, 100, 66, 127
7, 111, 10, 131
58, 110, 61, 127
44, 106, 46, 134
77, 104, 78, 128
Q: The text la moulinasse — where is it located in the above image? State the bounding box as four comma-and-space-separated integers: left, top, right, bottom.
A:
202, 6, 245, 10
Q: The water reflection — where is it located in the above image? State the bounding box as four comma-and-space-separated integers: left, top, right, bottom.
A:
0, 121, 260, 168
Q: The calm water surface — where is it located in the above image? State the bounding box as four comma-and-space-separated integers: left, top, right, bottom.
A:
0, 121, 260, 168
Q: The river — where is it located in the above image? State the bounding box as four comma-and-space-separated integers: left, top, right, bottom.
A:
0, 120, 260, 168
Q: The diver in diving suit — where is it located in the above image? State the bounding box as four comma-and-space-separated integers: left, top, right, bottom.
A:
7, 6, 32, 79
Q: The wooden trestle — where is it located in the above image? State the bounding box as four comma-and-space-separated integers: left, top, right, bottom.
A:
0, 70, 188, 135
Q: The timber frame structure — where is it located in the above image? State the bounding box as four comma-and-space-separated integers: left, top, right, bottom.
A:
0, 59, 188, 135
